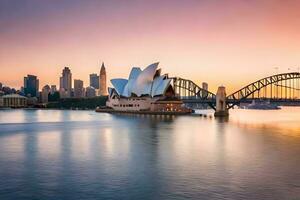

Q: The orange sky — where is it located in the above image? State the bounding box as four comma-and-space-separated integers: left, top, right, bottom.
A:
1, 0, 300, 94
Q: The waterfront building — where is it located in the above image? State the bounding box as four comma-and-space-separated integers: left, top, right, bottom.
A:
60, 67, 72, 97
24, 74, 39, 97
2, 94, 27, 108
106, 62, 190, 113
74, 79, 84, 98
27, 96, 38, 106
50, 85, 57, 94
99, 62, 107, 96
48, 91, 60, 102
59, 88, 68, 98
86, 86, 96, 98
90, 73, 100, 89
0, 82, 2, 90
41, 85, 50, 103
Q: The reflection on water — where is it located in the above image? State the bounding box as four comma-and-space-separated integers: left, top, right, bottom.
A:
0, 108, 299, 200
229, 107, 300, 137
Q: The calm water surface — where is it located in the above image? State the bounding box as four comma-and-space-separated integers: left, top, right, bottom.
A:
0, 108, 299, 200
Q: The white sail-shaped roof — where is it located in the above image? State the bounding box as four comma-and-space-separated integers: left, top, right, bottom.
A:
129, 67, 142, 79
153, 79, 171, 96
132, 62, 159, 96
110, 62, 172, 98
151, 75, 165, 97
111, 78, 128, 96
122, 67, 142, 97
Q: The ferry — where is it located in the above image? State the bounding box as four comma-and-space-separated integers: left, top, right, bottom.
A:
243, 100, 281, 110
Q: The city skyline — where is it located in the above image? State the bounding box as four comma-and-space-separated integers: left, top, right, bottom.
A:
0, 64, 103, 90
1, 0, 300, 93
0, 64, 106, 99
0, 1, 300, 199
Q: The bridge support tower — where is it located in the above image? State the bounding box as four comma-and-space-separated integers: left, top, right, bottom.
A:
214, 86, 229, 117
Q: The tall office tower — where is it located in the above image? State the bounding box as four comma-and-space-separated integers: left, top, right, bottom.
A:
0, 82, 2, 90
99, 62, 107, 96
86, 86, 96, 97
24, 74, 39, 97
59, 67, 72, 97
74, 79, 84, 98
41, 85, 50, 103
50, 85, 57, 94
89, 73, 100, 89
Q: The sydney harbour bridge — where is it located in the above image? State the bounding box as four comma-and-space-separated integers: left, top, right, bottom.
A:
171, 72, 300, 115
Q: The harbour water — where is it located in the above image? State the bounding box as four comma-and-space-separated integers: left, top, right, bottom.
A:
0, 108, 299, 199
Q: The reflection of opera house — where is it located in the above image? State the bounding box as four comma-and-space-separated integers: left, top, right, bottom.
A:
106, 62, 191, 113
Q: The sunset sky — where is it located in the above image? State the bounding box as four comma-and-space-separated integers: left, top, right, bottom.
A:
1, 0, 300, 93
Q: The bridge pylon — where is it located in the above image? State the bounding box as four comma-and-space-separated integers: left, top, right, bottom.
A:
214, 86, 229, 117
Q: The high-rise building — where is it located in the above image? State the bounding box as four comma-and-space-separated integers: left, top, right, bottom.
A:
59, 88, 68, 99
24, 75, 39, 97
86, 86, 96, 97
99, 62, 107, 96
90, 73, 99, 89
41, 85, 50, 103
50, 85, 57, 95
74, 79, 84, 98
0, 82, 2, 90
60, 67, 72, 97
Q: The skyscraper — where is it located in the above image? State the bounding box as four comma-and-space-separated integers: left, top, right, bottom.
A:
89, 73, 99, 89
24, 74, 39, 97
59, 67, 72, 97
41, 85, 50, 103
99, 62, 107, 96
50, 85, 57, 95
86, 86, 96, 97
74, 79, 84, 98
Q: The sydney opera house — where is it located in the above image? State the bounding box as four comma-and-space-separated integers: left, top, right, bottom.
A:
106, 62, 191, 113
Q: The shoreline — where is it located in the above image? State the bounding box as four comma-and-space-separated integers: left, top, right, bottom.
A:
95, 108, 193, 115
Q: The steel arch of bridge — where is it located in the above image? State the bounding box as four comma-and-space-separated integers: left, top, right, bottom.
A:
172, 77, 216, 101
227, 72, 300, 108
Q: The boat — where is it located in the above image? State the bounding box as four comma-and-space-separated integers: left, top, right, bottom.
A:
243, 100, 281, 110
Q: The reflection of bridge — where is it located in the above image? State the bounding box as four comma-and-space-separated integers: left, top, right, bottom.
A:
172, 72, 300, 111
